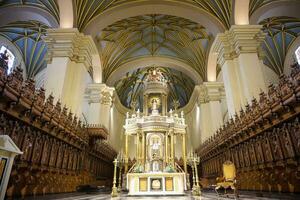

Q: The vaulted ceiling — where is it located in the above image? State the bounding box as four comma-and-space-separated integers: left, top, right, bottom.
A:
0, 0, 299, 107
115, 66, 195, 110
0, 0, 59, 24
0, 20, 48, 78
73, 0, 233, 31
98, 14, 210, 82
260, 16, 300, 75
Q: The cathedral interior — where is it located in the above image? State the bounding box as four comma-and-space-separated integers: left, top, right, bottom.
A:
0, 0, 300, 200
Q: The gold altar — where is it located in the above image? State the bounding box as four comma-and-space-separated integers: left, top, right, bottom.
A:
122, 68, 188, 196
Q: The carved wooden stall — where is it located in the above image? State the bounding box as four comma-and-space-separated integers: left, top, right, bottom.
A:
0, 66, 116, 198
197, 64, 300, 193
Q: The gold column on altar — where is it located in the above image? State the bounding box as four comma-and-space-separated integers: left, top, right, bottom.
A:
182, 133, 187, 174
124, 134, 129, 173
136, 132, 140, 163
170, 130, 174, 166
165, 133, 168, 164
142, 132, 145, 166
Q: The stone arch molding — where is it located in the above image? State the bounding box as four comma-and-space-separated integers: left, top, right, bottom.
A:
83, 0, 225, 38
250, 1, 300, 24
106, 56, 203, 87
0, 6, 58, 28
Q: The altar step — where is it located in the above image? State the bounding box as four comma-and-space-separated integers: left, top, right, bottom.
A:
13, 191, 300, 200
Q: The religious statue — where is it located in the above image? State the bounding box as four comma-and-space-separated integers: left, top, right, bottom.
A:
151, 99, 158, 111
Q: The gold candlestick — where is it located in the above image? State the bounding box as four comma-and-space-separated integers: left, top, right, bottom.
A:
111, 158, 119, 197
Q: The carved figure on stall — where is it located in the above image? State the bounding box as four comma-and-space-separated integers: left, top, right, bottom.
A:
21, 132, 33, 161
283, 130, 295, 158
271, 134, 284, 160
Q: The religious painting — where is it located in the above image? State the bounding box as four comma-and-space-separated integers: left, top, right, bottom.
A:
165, 177, 173, 191
139, 178, 147, 192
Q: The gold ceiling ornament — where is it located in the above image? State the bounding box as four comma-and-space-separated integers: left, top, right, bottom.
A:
98, 14, 210, 82
73, 0, 232, 31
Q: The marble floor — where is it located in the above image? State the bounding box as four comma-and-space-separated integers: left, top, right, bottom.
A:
14, 191, 300, 200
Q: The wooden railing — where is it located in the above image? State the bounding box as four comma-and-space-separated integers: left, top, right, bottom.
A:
197, 63, 300, 192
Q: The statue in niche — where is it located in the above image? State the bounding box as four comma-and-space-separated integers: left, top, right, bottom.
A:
263, 139, 273, 162
283, 130, 295, 158
151, 99, 158, 111
272, 135, 283, 160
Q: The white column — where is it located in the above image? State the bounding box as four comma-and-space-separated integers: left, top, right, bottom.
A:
213, 25, 267, 117
44, 28, 98, 117
85, 83, 114, 130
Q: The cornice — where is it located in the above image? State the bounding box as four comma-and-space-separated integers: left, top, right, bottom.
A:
213, 25, 266, 66
85, 83, 114, 106
45, 28, 98, 70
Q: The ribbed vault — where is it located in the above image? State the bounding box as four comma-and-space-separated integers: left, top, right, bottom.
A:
260, 16, 300, 75
0, 21, 48, 78
249, 0, 300, 17
73, 0, 232, 31
115, 66, 195, 110
0, 0, 59, 24
98, 14, 211, 82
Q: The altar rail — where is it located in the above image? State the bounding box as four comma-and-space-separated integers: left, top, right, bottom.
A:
0, 66, 117, 198
197, 64, 300, 193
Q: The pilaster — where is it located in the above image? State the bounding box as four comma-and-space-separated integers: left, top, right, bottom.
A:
213, 25, 267, 117
44, 28, 98, 117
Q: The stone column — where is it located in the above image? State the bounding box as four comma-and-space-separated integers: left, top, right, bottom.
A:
45, 28, 98, 117
213, 25, 267, 117
85, 83, 114, 130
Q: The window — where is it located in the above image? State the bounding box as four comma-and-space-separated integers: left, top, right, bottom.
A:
0, 46, 15, 74
295, 46, 300, 65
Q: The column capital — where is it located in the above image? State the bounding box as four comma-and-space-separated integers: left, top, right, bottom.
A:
45, 28, 98, 70
196, 82, 225, 104
85, 83, 114, 106
213, 25, 266, 66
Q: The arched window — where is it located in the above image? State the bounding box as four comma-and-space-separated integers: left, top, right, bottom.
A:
0, 46, 15, 74
295, 46, 300, 65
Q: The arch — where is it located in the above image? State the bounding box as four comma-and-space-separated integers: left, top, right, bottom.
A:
207, 46, 218, 82
106, 56, 202, 87
250, 1, 300, 24
0, 35, 26, 78
57, 0, 74, 28
234, 0, 250, 25
83, 0, 225, 38
0, 6, 58, 28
